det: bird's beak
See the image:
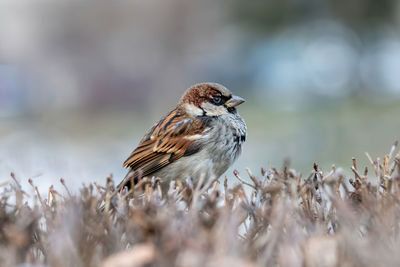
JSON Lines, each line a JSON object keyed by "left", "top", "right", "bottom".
{"left": 225, "top": 95, "right": 245, "bottom": 108}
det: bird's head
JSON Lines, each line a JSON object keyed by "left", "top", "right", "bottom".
{"left": 179, "top": 83, "right": 245, "bottom": 117}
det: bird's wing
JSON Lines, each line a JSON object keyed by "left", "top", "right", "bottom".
{"left": 120, "top": 109, "right": 210, "bottom": 187}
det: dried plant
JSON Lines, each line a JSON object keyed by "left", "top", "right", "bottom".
{"left": 1, "top": 142, "right": 400, "bottom": 267}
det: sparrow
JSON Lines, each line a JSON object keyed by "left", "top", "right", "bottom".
{"left": 117, "top": 82, "right": 246, "bottom": 191}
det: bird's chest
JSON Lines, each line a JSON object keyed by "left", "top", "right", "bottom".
{"left": 205, "top": 115, "right": 246, "bottom": 173}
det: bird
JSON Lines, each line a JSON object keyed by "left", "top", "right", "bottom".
{"left": 117, "top": 82, "right": 246, "bottom": 191}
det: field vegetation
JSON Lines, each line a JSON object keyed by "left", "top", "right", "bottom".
{"left": 1, "top": 142, "right": 400, "bottom": 267}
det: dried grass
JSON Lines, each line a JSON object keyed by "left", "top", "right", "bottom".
{"left": 1, "top": 142, "right": 400, "bottom": 267}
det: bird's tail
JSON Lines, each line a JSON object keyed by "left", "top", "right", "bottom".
{"left": 98, "top": 170, "right": 136, "bottom": 213}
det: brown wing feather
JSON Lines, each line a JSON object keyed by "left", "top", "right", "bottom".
{"left": 119, "top": 108, "right": 209, "bottom": 189}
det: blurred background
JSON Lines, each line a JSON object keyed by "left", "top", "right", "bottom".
{"left": 1, "top": 0, "right": 400, "bottom": 191}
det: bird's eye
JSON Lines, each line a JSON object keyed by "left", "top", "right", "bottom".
{"left": 212, "top": 96, "right": 222, "bottom": 105}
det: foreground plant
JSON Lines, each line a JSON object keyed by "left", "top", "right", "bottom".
{"left": 0, "top": 142, "right": 399, "bottom": 267}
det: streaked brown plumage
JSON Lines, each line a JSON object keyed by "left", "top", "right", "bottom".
{"left": 123, "top": 110, "right": 208, "bottom": 176}
{"left": 117, "top": 82, "right": 246, "bottom": 191}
